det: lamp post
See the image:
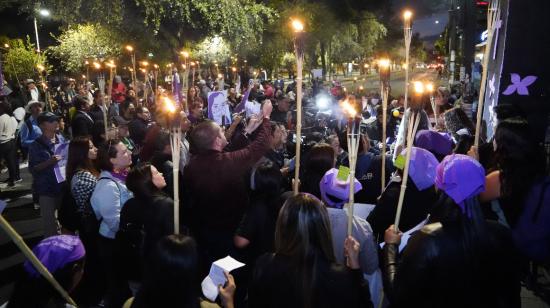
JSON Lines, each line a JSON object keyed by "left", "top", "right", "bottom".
{"left": 403, "top": 10, "right": 413, "bottom": 111}
{"left": 291, "top": 18, "right": 305, "bottom": 195}
{"left": 34, "top": 8, "right": 50, "bottom": 53}
{"left": 126, "top": 45, "right": 136, "bottom": 90}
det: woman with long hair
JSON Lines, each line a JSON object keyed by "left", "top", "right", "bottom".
{"left": 66, "top": 136, "right": 98, "bottom": 215}
{"left": 116, "top": 162, "right": 174, "bottom": 290}
{"left": 249, "top": 193, "right": 372, "bottom": 308}
{"left": 301, "top": 143, "right": 335, "bottom": 198}
{"left": 91, "top": 138, "right": 133, "bottom": 307}
{"left": 126, "top": 235, "right": 235, "bottom": 308}
{"left": 234, "top": 160, "right": 285, "bottom": 260}
{"left": 382, "top": 154, "right": 520, "bottom": 308}
{"left": 478, "top": 117, "right": 546, "bottom": 226}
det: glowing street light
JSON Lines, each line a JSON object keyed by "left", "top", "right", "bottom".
{"left": 125, "top": 45, "right": 134, "bottom": 52}
{"left": 181, "top": 51, "right": 189, "bottom": 58}
{"left": 141, "top": 61, "right": 149, "bottom": 67}
{"left": 34, "top": 8, "right": 51, "bottom": 53}
{"left": 3, "top": 43, "right": 9, "bottom": 48}
{"left": 39, "top": 9, "right": 50, "bottom": 17}
{"left": 403, "top": 10, "right": 413, "bottom": 21}
{"left": 93, "top": 62, "right": 101, "bottom": 70}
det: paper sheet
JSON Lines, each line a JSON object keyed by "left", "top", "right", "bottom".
{"left": 201, "top": 256, "right": 245, "bottom": 302}
{"left": 380, "top": 215, "right": 430, "bottom": 252}
{"left": 53, "top": 143, "right": 69, "bottom": 183}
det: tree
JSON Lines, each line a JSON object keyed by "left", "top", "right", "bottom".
{"left": 2, "top": 0, "right": 276, "bottom": 56}
{"left": 2, "top": 37, "right": 48, "bottom": 83}
{"left": 192, "top": 36, "right": 231, "bottom": 64}
{"left": 48, "top": 24, "right": 121, "bottom": 72}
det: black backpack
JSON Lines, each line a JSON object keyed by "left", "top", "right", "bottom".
{"left": 115, "top": 199, "right": 145, "bottom": 280}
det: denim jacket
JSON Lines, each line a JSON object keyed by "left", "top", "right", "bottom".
{"left": 91, "top": 170, "right": 133, "bottom": 239}
{"left": 28, "top": 134, "right": 66, "bottom": 196}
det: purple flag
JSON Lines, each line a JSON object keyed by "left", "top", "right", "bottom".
{"left": 234, "top": 90, "right": 249, "bottom": 113}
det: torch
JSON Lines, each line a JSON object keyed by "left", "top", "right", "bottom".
{"left": 426, "top": 82, "right": 436, "bottom": 129}
{"left": 378, "top": 59, "right": 391, "bottom": 193}
{"left": 291, "top": 18, "right": 305, "bottom": 195}
{"left": 394, "top": 81, "right": 424, "bottom": 231}
{"left": 341, "top": 99, "right": 361, "bottom": 236}
{"left": 106, "top": 60, "right": 116, "bottom": 100}
{"left": 163, "top": 97, "right": 182, "bottom": 234}
{"left": 126, "top": 45, "right": 136, "bottom": 90}
{"left": 403, "top": 10, "right": 413, "bottom": 111}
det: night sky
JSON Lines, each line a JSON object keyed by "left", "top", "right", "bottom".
{"left": 0, "top": 1, "right": 449, "bottom": 49}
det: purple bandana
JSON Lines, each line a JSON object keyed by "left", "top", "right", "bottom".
{"left": 320, "top": 168, "right": 362, "bottom": 209}
{"left": 400, "top": 147, "right": 439, "bottom": 191}
{"left": 435, "top": 154, "right": 486, "bottom": 211}
{"left": 111, "top": 169, "right": 128, "bottom": 182}
{"left": 414, "top": 130, "right": 453, "bottom": 157}
{"left": 24, "top": 235, "right": 85, "bottom": 278}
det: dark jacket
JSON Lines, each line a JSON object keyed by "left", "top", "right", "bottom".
{"left": 249, "top": 253, "right": 373, "bottom": 308}
{"left": 129, "top": 117, "right": 149, "bottom": 146}
{"left": 71, "top": 111, "right": 94, "bottom": 138}
{"left": 183, "top": 119, "right": 271, "bottom": 233}
{"left": 382, "top": 221, "right": 521, "bottom": 308}
{"left": 368, "top": 178, "right": 436, "bottom": 243}
{"left": 28, "top": 134, "right": 65, "bottom": 196}
{"left": 117, "top": 194, "right": 174, "bottom": 280}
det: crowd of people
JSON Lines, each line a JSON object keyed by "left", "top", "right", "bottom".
{"left": 0, "top": 69, "right": 548, "bottom": 308}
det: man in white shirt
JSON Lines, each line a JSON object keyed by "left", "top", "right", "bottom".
{"left": 0, "top": 102, "right": 20, "bottom": 186}
{"left": 24, "top": 79, "right": 42, "bottom": 103}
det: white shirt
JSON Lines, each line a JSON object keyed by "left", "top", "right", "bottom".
{"left": 0, "top": 114, "right": 18, "bottom": 143}
{"left": 30, "top": 88, "right": 39, "bottom": 102}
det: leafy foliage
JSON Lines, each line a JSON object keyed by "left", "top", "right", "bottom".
{"left": 2, "top": 37, "right": 49, "bottom": 82}
{"left": 48, "top": 24, "right": 121, "bottom": 72}
{"left": 191, "top": 36, "right": 231, "bottom": 64}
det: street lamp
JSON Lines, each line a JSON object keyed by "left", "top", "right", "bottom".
{"left": 291, "top": 18, "right": 305, "bottom": 195}
{"left": 34, "top": 8, "right": 50, "bottom": 53}
{"left": 403, "top": 10, "right": 413, "bottom": 110}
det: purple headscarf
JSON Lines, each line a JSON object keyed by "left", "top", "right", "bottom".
{"left": 24, "top": 235, "right": 85, "bottom": 278}
{"left": 320, "top": 168, "right": 362, "bottom": 209}
{"left": 415, "top": 130, "right": 453, "bottom": 157}
{"left": 435, "top": 154, "right": 486, "bottom": 212}
{"left": 400, "top": 147, "right": 439, "bottom": 191}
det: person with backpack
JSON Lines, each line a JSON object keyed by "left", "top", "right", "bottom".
{"left": 91, "top": 138, "right": 133, "bottom": 307}
{"left": 28, "top": 112, "right": 66, "bottom": 237}
{"left": 61, "top": 136, "right": 104, "bottom": 306}
{"left": 117, "top": 162, "right": 174, "bottom": 291}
